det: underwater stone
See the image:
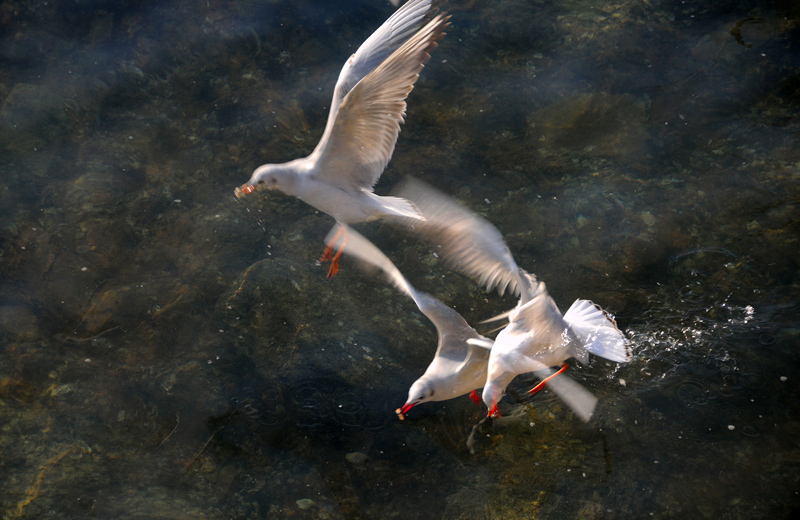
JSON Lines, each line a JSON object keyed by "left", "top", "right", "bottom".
{"left": 526, "top": 93, "right": 648, "bottom": 159}
{"left": 345, "top": 452, "right": 369, "bottom": 466}
{"left": 0, "top": 305, "right": 39, "bottom": 338}
{"left": 296, "top": 498, "right": 315, "bottom": 510}
{"left": 0, "top": 83, "right": 67, "bottom": 152}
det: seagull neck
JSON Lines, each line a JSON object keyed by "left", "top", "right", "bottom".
{"left": 269, "top": 160, "right": 306, "bottom": 195}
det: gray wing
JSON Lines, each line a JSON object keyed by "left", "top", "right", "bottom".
{"left": 412, "top": 291, "right": 488, "bottom": 363}
{"left": 309, "top": 14, "right": 449, "bottom": 189}
{"left": 394, "top": 177, "right": 536, "bottom": 300}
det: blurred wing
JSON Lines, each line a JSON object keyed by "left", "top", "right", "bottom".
{"left": 311, "top": 14, "right": 449, "bottom": 189}
{"left": 467, "top": 337, "right": 494, "bottom": 349}
{"left": 532, "top": 369, "right": 597, "bottom": 422}
{"left": 395, "top": 177, "right": 533, "bottom": 299}
{"left": 325, "top": 224, "right": 416, "bottom": 299}
{"left": 327, "top": 224, "right": 484, "bottom": 362}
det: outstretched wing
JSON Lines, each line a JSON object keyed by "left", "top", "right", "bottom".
{"left": 394, "top": 177, "right": 535, "bottom": 300}
{"left": 325, "top": 224, "right": 483, "bottom": 363}
{"left": 310, "top": 14, "right": 449, "bottom": 189}
{"left": 330, "top": 0, "right": 438, "bottom": 113}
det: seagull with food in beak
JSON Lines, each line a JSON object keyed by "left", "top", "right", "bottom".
{"left": 236, "top": 0, "right": 449, "bottom": 278}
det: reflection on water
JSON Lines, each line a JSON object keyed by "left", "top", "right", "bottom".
{"left": 1, "top": 0, "right": 800, "bottom": 518}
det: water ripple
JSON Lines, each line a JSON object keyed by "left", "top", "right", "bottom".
{"left": 676, "top": 380, "right": 711, "bottom": 406}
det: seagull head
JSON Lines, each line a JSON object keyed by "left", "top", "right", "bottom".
{"left": 234, "top": 163, "right": 295, "bottom": 198}
{"left": 482, "top": 381, "right": 505, "bottom": 418}
{"left": 395, "top": 378, "right": 435, "bottom": 420}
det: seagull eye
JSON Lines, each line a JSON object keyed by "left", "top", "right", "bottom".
{"left": 257, "top": 180, "right": 265, "bottom": 185}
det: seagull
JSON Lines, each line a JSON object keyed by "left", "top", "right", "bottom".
{"left": 324, "top": 224, "right": 492, "bottom": 420}
{"left": 395, "top": 178, "right": 631, "bottom": 421}
{"left": 469, "top": 274, "right": 629, "bottom": 421}
{"left": 235, "top": 0, "right": 449, "bottom": 278}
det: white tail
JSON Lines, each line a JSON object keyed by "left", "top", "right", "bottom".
{"left": 373, "top": 194, "right": 426, "bottom": 220}
{"left": 563, "top": 300, "right": 631, "bottom": 363}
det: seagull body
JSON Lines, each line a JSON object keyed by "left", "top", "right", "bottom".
{"left": 399, "top": 290, "right": 491, "bottom": 418}
{"left": 474, "top": 275, "right": 629, "bottom": 420}
{"left": 396, "top": 178, "right": 631, "bottom": 420}
{"left": 236, "top": 0, "right": 449, "bottom": 276}
{"left": 325, "top": 224, "right": 491, "bottom": 419}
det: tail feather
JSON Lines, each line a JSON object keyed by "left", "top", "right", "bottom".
{"left": 373, "top": 194, "right": 425, "bottom": 220}
{"left": 563, "top": 300, "right": 630, "bottom": 363}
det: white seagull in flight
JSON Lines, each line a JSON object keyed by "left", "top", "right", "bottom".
{"left": 236, "top": 0, "right": 448, "bottom": 277}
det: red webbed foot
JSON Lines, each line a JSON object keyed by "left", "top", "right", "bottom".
{"left": 320, "top": 225, "right": 347, "bottom": 278}
{"left": 326, "top": 257, "right": 340, "bottom": 278}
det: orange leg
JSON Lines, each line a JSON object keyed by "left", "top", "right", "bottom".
{"left": 320, "top": 226, "right": 348, "bottom": 278}
{"left": 327, "top": 247, "right": 344, "bottom": 278}
{"left": 528, "top": 363, "right": 569, "bottom": 395}
{"left": 320, "top": 225, "right": 343, "bottom": 263}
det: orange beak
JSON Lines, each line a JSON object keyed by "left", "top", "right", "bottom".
{"left": 234, "top": 184, "right": 257, "bottom": 199}
{"left": 395, "top": 402, "right": 415, "bottom": 421}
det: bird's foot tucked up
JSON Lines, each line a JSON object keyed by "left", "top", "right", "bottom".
{"left": 320, "top": 225, "right": 348, "bottom": 278}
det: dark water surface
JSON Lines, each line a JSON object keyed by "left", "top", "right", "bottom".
{"left": 2, "top": 0, "right": 800, "bottom": 518}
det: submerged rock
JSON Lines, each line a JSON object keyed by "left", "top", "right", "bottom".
{"left": 0, "top": 305, "right": 39, "bottom": 338}
{"left": 527, "top": 93, "right": 649, "bottom": 159}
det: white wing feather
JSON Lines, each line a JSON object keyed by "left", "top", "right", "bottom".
{"left": 394, "top": 177, "right": 535, "bottom": 300}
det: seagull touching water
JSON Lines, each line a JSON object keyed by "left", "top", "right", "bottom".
{"left": 235, "top": 0, "right": 449, "bottom": 277}
{"left": 395, "top": 178, "right": 631, "bottom": 421}
{"left": 471, "top": 274, "right": 629, "bottom": 421}
{"left": 324, "top": 224, "right": 492, "bottom": 420}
